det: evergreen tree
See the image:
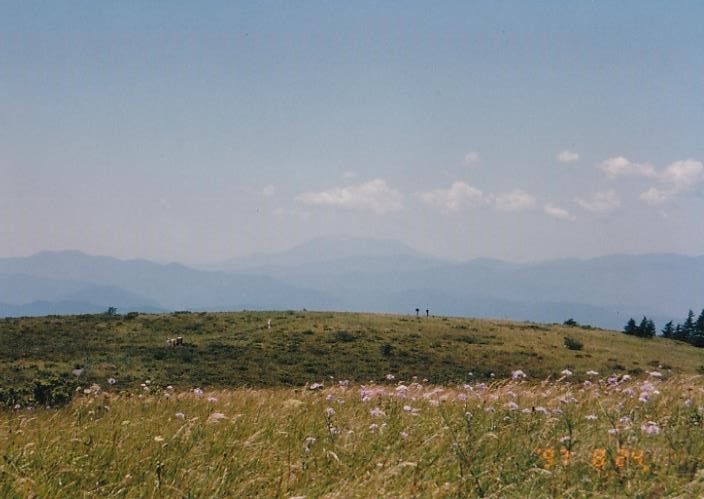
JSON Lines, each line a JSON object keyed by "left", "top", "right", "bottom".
{"left": 674, "top": 323, "right": 686, "bottom": 341}
{"left": 637, "top": 316, "right": 650, "bottom": 337}
{"left": 682, "top": 310, "right": 696, "bottom": 342}
{"left": 623, "top": 318, "right": 637, "bottom": 336}
{"left": 689, "top": 309, "right": 704, "bottom": 347}
{"left": 661, "top": 320, "right": 674, "bottom": 339}
{"left": 644, "top": 318, "right": 656, "bottom": 338}
{"left": 697, "top": 309, "right": 704, "bottom": 334}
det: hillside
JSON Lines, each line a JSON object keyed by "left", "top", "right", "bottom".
{"left": 2, "top": 311, "right": 703, "bottom": 393}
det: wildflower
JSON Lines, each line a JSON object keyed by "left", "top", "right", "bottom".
{"left": 369, "top": 407, "right": 386, "bottom": 418}
{"left": 329, "top": 426, "right": 340, "bottom": 435}
{"left": 559, "top": 435, "right": 571, "bottom": 444}
{"left": 325, "top": 407, "right": 336, "bottom": 417}
{"left": 338, "top": 379, "right": 350, "bottom": 387}
{"left": 145, "top": 379, "right": 151, "bottom": 385}
{"left": 457, "top": 392, "right": 468, "bottom": 401}
{"left": 506, "top": 401, "right": 519, "bottom": 411}
{"left": 511, "top": 369, "right": 527, "bottom": 380}
{"left": 534, "top": 448, "right": 555, "bottom": 469}
{"left": 385, "top": 373, "right": 396, "bottom": 381}
{"left": 309, "top": 382, "right": 324, "bottom": 390}
{"left": 207, "top": 396, "right": 218, "bottom": 403}
{"left": 640, "top": 421, "right": 660, "bottom": 435}
{"left": 369, "top": 423, "right": 379, "bottom": 432}
{"left": 619, "top": 415, "right": 632, "bottom": 425}
{"left": 615, "top": 448, "right": 629, "bottom": 468}
{"left": 607, "top": 375, "right": 619, "bottom": 385}
{"left": 534, "top": 406, "right": 549, "bottom": 414}
{"left": 608, "top": 428, "right": 619, "bottom": 436}
{"left": 622, "top": 387, "right": 635, "bottom": 396}
{"left": 685, "top": 398, "right": 693, "bottom": 407}
{"left": 107, "top": 377, "right": 117, "bottom": 385}
{"left": 207, "top": 412, "right": 227, "bottom": 424}
{"left": 560, "top": 369, "right": 573, "bottom": 377}
{"left": 648, "top": 371, "right": 662, "bottom": 378}
{"left": 175, "top": 412, "right": 185, "bottom": 419}
{"left": 154, "top": 436, "right": 164, "bottom": 442}
{"left": 621, "top": 374, "right": 632, "bottom": 382}
{"left": 166, "top": 385, "right": 174, "bottom": 390}
{"left": 631, "top": 449, "right": 645, "bottom": 466}
{"left": 586, "top": 370, "right": 599, "bottom": 376}
{"left": 193, "top": 388, "right": 204, "bottom": 397}
{"left": 560, "top": 447, "right": 571, "bottom": 466}
{"left": 591, "top": 448, "right": 607, "bottom": 470}
{"left": 585, "top": 414, "right": 598, "bottom": 422}
{"left": 400, "top": 431, "right": 409, "bottom": 439}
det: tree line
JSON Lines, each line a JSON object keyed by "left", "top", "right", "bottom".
{"left": 623, "top": 309, "right": 704, "bottom": 346}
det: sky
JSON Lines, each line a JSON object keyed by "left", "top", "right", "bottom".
{"left": 2, "top": 1, "right": 704, "bottom": 263}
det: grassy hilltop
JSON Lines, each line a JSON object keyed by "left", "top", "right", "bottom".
{"left": 4, "top": 311, "right": 704, "bottom": 496}
{"left": 2, "top": 311, "right": 703, "bottom": 394}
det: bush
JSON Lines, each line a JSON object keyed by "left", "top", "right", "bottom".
{"left": 563, "top": 336, "right": 583, "bottom": 351}
{"left": 330, "top": 330, "right": 356, "bottom": 342}
{"left": 0, "top": 375, "right": 77, "bottom": 408}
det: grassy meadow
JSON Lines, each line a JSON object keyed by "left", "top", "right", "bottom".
{"left": 3, "top": 311, "right": 704, "bottom": 496}
{"left": 3, "top": 376, "right": 704, "bottom": 497}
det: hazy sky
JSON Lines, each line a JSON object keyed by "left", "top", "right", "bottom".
{"left": 3, "top": 2, "right": 704, "bottom": 263}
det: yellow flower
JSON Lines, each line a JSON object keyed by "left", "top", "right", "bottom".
{"left": 591, "top": 448, "right": 607, "bottom": 471}
{"left": 615, "top": 448, "right": 630, "bottom": 469}
{"left": 534, "top": 447, "right": 555, "bottom": 469}
{"left": 560, "top": 447, "right": 571, "bottom": 466}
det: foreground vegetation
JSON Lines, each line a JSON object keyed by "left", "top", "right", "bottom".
{"left": 2, "top": 375, "right": 704, "bottom": 497}
{"left": 3, "top": 311, "right": 704, "bottom": 408}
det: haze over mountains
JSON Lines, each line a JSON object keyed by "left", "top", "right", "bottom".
{"left": 1, "top": 237, "right": 702, "bottom": 330}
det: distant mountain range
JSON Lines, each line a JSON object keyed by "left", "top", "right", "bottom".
{"left": 1, "top": 237, "right": 702, "bottom": 330}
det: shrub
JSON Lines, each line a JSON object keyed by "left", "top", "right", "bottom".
{"left": 563, "top": 336, "right": 584, "bottom": 351}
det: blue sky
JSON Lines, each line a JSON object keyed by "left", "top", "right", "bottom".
{"left": 3, "top": 2, "right": 704, "bottom": 262}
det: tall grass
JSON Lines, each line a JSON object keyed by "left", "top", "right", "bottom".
{"left": 2, "top": 374, "right": 704, "bottom": 497}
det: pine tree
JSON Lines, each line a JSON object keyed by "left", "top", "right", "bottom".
{"left": 697, "top": 309, "right": 704, "bottom": 334}
{"left": 682, "top": 310, "right": 696, "bottom": 343}
{"left": 637, "top": 317, "right": 650, "bottom": 338}
{"left": 644, "top": 318, "right": 656, "bottom": 338}
{"left": 689, "top": 309, "right": 704, "bottom": 347}
{"left": 661, "top": 320, "right": 674, "bottom": 339}
{"left": 674, "top": 323, "right": 686, "bottom": 341}
{"left": 624, "top": 318, "right": 637, "bottom": 336}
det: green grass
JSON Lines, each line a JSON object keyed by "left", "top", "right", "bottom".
{"left": 3, "top": 311, "right": 704, "bottom": 496}
{"left": 2, "top": 311, "right": 704, "bottom": 399}
{"left": 2, "top": 376, "right": 704, "bottom": 497}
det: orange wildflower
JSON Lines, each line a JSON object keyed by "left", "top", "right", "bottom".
{"left": 591, "top": 448, "right": 607, "bottom": 471}
{"left": 560, "top": 447, "right": 571, "bottom": 466}
{"left": 615, "top": 448, "right": 630, "bottom": 469}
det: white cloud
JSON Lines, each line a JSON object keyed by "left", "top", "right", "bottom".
{"left": 494, "top": 189, "right": 537, "bottom": 212}
{"left": 463, "top": 152, "right": 480, "bottom": 165}
{"left": 597, "top": 156, "right": 657, "bottom": 178}
{"left": 261, "top": 184, "right": 276, "bottom": 198}
{"left": 660, "top": 159, "right": 704, "bottom": 191}
{"left": 419, "top": 181, "right": 485, "bottom": 214}
{"left": 295, "top": 179, "right": 403, "bottom": 214}
{"left": 575, "top": 190, "right": 621, "bottom": 214}
{"left": 639, "top": 187, "right": 670, "bottom": 205}
{"left": 637, "top": 159, "right": 704, "bottom": 205}
{"left": 556, "top": 150, "right": 579, "bottom": 162}
{"left": 544, "top": 203, "right": 576, "bottom": 221}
